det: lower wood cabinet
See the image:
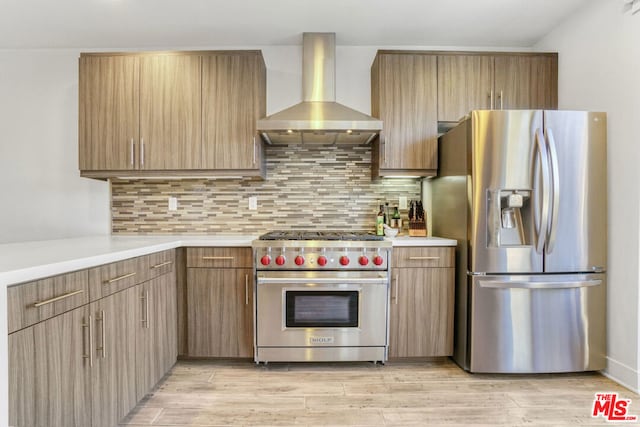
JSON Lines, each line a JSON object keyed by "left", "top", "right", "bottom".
{"left": 136, "top": 271, "right": 178, "bottom": 400}
{"left": 186, "top": 267, "right": 253, "bottom": 357}
{"left": 8, "top": 251, "right": 177, "bottom": 427}
{"left": 389, "top": 247, "right": 455, "bottom": 358}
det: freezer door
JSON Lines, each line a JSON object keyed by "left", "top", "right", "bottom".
{"left": 469, "top": 110, "right": 543, "bottom": 274}
{"left": 543, "top": 111, "right": 607, "bottom": 273}
{"left": 469, "top": 273, "right": 606, "bottom": 373}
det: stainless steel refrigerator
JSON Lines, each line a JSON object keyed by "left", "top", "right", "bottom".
{"left": 428, "top": 110, "right": 607, "bottom": 373}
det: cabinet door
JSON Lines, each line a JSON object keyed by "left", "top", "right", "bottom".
{"left": 139, "top": 54, "right": 202, "bottom": 170}
{"left": 373, "top": 54, "right": 438, "bottom": 174}
{"left": 79, "top": 55, "right": 139, "bottom": 171}
{"left": 90, "top": 288, "right": 137, "bottom": 427}
{"left": 33, "top": 306, "right": 92, "bottom": 427}
{"left": 202, "top": 53, "right": 265, "bottom": 170}
{"left": 389, "top": 267, "right": 454, "bottom": 357}
{"left": 135, "top": 272, "right": 178, "bottom": 401}
{"left": 437, "top": 55, "right": 493, "bottom": 122}
{"left": 494, "top": 55, "right": 558, "bottom": 110}
{"left": 9, "top": 328, "right": 36, "bottom": 427}
{"left": 187, "top": 268, "right": 253, "bottom": 357}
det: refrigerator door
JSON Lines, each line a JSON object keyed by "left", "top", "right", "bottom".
{"left": 469, "top": 273, "right": 606, "bottom": 373}
{"left": 543, "top": 111, "right": 607, "bottom": 273}
{"left": 470, "top": 110, "right": 544, "bottom": 274}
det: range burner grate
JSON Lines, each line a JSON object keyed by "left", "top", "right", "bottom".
{"left": 259, "top": 230, "right": 384, "bottom": 241}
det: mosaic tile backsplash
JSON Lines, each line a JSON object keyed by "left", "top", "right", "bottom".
{"left": 111, "top": 143, "right": 421, "bottom": 234}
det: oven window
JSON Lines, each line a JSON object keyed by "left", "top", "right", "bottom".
{"left": 285, "top": 291, "right": 359, "bottom": 328}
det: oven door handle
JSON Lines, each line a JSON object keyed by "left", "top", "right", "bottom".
{"left": 256, "top": 277, "right": 388, "bottom": 285}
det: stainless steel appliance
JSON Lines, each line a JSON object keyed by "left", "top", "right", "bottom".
{"left": 252, "top": 231, "right": 392, "bottom": 363}
{"left": 428, "top": 110, "right": 607, "bottom": 373}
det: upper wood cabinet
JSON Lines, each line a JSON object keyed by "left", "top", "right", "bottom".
{"left": 437, "top": 53, "right": 558, "bottom": 122}
{"left": 79, "top": 50, "right": 266, "bottom": 179}
{"left": 202, "top": 53, "right": 266, "bottom": 173}
{"left": 371, "top": 52, "right": 439, "bottom": 177}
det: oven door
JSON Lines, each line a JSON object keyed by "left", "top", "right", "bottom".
{"left": 256, "top": 271, "right": 389, "bottom": 347}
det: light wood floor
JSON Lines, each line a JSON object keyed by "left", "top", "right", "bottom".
{"left": 120, "top": 358, "right": 638, "bottom": 426}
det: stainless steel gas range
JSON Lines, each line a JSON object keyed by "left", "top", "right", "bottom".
{"left": 252, "top": 230, "right": 392, "bottom": 364}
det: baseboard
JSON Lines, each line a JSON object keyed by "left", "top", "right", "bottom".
{"left": 603, "top": 356, "right": 640, "bottom": 394}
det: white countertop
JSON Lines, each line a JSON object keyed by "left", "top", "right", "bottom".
{"left": 0, "top": 234, "right": 457, "bottom": 288}
{"left": 0, "top": 234, "right": 258, "bottom": 288}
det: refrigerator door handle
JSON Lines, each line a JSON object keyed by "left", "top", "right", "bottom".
{"left": 544, "top": 127, "right": 560, "bottom": 254}
{"left": 479, "top": 279, "right": 602, "bottom": 289}
{"left": 533, "top": 128, "right": 551, "bottom": 254}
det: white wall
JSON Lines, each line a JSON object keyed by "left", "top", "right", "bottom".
{"left": 0, "top": 50, "right": 110, "bottom": 244}
{"left": 536, "top": 1, "right": 640, "bottom": 391}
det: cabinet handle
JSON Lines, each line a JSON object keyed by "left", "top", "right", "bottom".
{"left": 253, "top": 136, "right": 257, "bottom": 166}
{"left": 82, "top": 315, "right": 93, "bottom": 367}
{"left": 499, "top": 90, "right": 503, "bottom": 110}
{"left": 140, "top": 291, "right": 147, "bottom": 327}
{"left": 96, "top": 310, "right": 106, "bottom": 359}
{"left": 489, "top": 90, "right": 494, "bottom": 110}
{"left": 140, "top": 137, "right": 145, "bottom": 166}
{"left": 383, "top": 139, "right": 388, "bottom": 165}
{"left": 408, "top": 256, "right": 440, "bottom": 260}
{"left": 245, "top": 274, "right": 249, "bottom": 305}
{"left": 151, "top": 261, "right": 173, "bottom": 269}
{"left": 33, "top": 289, "right": 84, "bottom": 307}
{"left": 202, "top": 256, "right": 234, "bottom": 261}
{"left": 104, "top": 272, "right": 136, "bottom": 284}
{"left": 145, "top": 290, "right": 150, "bottom": 329}
{"left": 130, "top": 138, "right": 135, "bottom": 166}
{"left": 394, "top": 275, "right": 399, "bottom": 305}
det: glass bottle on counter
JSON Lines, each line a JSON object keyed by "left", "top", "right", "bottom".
{"left": 376, "top": 205, "right": 385, "bottom": 236}
{"left": 392, "top": 206, "right": 401, "bottom": 230}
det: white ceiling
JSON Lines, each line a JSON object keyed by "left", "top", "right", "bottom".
{"left": 1, "top": 0, "right": 592, "bottom": 49}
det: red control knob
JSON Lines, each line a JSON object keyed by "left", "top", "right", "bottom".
{"left": 260, "top": 255, "right": 271, "bottom": 266}
{"left": 275, "top": 255, "right": 286, "bottom": 265}
{"left": 295, "top": 255, "right": 305, "bottom": 266}
{"left": 358, "top": 256, "right": 369, "bottom": 266}
{"left": 339, "top": 256, "right": 350, "bottom": 266}
{"left": 373, "top": 255, "right": 384, "bottom": 266}
{"left": 317, "top": 256, "right": 328, "bottom": 266}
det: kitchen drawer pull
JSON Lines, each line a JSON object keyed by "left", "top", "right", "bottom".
{"left": 140, "top": 138, "right": 145, "bottom": 166}
{"left": 130, "top": 138, "right": 135, "bottom": 166}
{"left": 96, "top": 310, "right": 106, "bottom": 358}
{"left": 33, "top": 289, "right": 84, "bottom": 307}
{"left": 104, "top": 272, "right": 136, "bottom": 284}
{"left": 253, "top": 136, "right": 257, "bottom": 166}
{"left": 202, "top": 256, "right": 235, "bottom": 260}
{"left": 408, "top": 256, "right": 440, "bottom": 261}
{"left": 394, "top": 275, "right": 399, "bottom": 305}
{"left": 151, "top": 261, "right": 173, "bottom": 269}
{"left": 82, "top": 315, "right": 93, "bottom": 367}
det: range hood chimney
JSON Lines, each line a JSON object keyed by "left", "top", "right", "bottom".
{"left": 257, "top": 33, "right": 382, "bottom": 144}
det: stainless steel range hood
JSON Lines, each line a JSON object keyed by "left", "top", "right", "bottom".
{"left": 257, "top": 33, "right": 382, "bottom": 145}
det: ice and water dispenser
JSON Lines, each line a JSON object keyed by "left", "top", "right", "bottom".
{"left": 487, "top": 189, "right": 532, "bottom": 247}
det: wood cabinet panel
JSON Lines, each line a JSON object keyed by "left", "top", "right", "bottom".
{"left": 437, "top": 55, "right": 493, "bottom": 122}
{"left": 33, "top": 306, "right": 92, "bottom": 427}
{"left": 186, "top": 247, "right": 253, "bottom": 268}
{"left": 139, "top": 54, "right": 202, "bottom": 170}
{"left": 372, "top": 53, "right": 438, "bottom": 176}
{"left": 494, "top": 55, "right": 558, "bottom": 110}
{"left": 8, "top": 328, "right": 35, "bottom": 427}
{"left": 389, "top": 267, "right": 455, "bottom": 357}
{"left": 79, "top": 55, "right": 139, "bottom": 171}
{"left": 88, "top": 256, "right": 144, "bottom": 300}
{"left": 393, "top": 247, "right": 455, "bottom": 268}
{"left": 8, "top": 270, "right": 88, "bottom": 333}
{"left": 90, "top": 288, "right": 138, "bottom": 427}
{"left": 202, "top": 53, "right": 265, "bottom": 170}
{"left": 187, "top": 268, "right": 253, "bottom": 357}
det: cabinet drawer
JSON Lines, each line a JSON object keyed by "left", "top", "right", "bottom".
{"left": 89, "top": 257, "right": 143, "bottom": 300}
{"left": 187, "top": 247, "right": 252, "bottom": 268}
{"left": 393, "top": 247, "right": 455, "bottom": 268}
{"left": 7, "top": 270, "right": 89, "bottom": 333}
{"left": 145, "top": 250, "right": 176, "bottom": 281}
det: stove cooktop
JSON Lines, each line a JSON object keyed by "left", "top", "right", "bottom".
{"left": 258, "top": 230, "right": 384, "bottom": 241}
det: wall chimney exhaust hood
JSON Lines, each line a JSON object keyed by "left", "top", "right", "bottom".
{"left": 257, "top": 33, "right": 382, "bottom": 145}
